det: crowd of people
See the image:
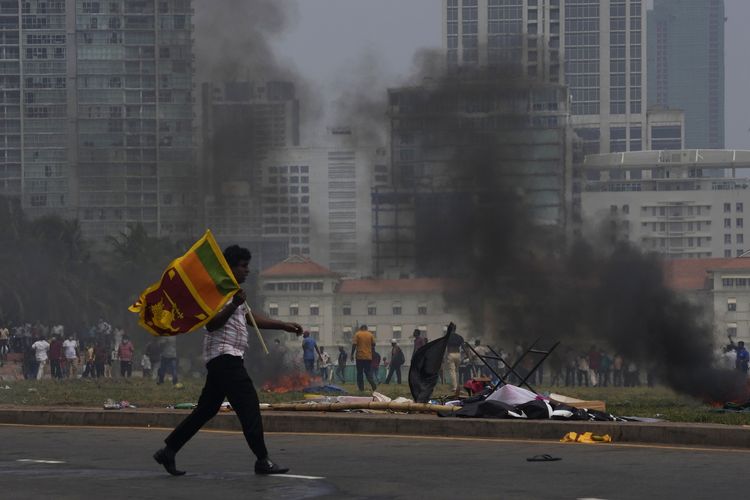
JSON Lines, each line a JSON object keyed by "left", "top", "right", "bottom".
{"left": 0, "top": 319, "right": 182, "bottom": 384}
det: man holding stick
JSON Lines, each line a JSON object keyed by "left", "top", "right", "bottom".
{"left": 154, "top": 245, "right": 303, "bottom": 476}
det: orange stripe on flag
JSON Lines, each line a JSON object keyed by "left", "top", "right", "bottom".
{"left": 179, "top": 251, "right": 225, "bottom": 310}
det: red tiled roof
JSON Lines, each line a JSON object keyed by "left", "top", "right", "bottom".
{"left": 663, "top": 258, "right": 750, "bottom": 291}
{"left": 338, "top": 278, "right": 466, "bottom": 294}
{"left": 260, "top": 256, "right": 338, "bottom": 278}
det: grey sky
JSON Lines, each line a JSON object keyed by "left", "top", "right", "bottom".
{"left": 274, "top": 0, "right": 749, "bottom": 149}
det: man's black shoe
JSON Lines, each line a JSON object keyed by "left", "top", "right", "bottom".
{"left": 254, "top": 457, "right": 289, "bottom": 475}
{"left": 153, "top": 448, "right": 186, "bottom": 476}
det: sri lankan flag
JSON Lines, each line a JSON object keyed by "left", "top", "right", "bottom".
{"left": 129, "top": 230, "right": 240, "bottom": 336}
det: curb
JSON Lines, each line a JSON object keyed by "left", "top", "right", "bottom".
{"left": 1, "top": 407, "right": 750, "bottom": 449}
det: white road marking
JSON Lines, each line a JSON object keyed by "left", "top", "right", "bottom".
{"left": 273, "top": 474, "right": 325, "bottom": 480}
{"left": 17, "top": 459, "right": 66, "bottom": 464}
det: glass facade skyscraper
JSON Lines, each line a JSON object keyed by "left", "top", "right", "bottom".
{"left": 648, "top": 0, "right": 725, "bottom": 149}
{"left": 443, "top": 0, "right": 651, "bottom": 155}
{"left": 0, "top": 0, "right": 196, "bottom": 243}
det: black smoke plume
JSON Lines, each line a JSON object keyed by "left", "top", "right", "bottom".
{"left": 384, "top": 59, "right": 744, "bottom": 402}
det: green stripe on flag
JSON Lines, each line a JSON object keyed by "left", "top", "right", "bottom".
{"left": 194, "top": 240, "right": 238, "bottom": 296}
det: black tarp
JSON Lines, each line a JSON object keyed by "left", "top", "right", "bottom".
{"left": 409, "top": 323, "right": 454, "bottom": 403}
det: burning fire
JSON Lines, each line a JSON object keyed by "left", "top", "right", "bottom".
{"left": 262, "top": 372, "right": 320, "bottom": 393}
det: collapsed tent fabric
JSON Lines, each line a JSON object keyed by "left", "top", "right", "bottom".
{"left": 409, "top": 323, "right": 454, "bottom": 403}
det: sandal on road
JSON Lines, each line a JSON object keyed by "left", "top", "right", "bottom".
{"left": 526, "top": 454, "right": 562, "bottom": 462}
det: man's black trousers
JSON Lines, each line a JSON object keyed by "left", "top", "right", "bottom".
{"left": 165, "top": 354, "right": 268, "bottom": 460}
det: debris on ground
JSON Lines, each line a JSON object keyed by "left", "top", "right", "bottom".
{"left": 103, "top": 399, "right": 137, "bottom": 410}
{"left": 560, "top": 432, "right": 612, "bottom": 443}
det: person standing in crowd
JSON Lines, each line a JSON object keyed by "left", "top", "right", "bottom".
{"left": 445, "top": 329, "right": 465, "bottom": 398}
{"left": 0, "top": 325, "right": 9, "bottom": 367}
{"left": 48, "top": 335, "right": 63, "bottom": 379}
{"left": 736, "top": 341, "right": 749, "bottom": 374}
{"left": 31, "top": 336, "right": 50, "bottom": 380}
{"left": 118, "top": 335, "right": 135, "bottom": 378}
{"left": 62, "top": 334, "right": 78, "bottom": 378}
{"left": 335, "top": 346, "right": 347, "bottom": 383}
{"left": 371, "top": 349, "right": 382, "bottom": 384}
{"left": 576, "top": 353, "right": 590, "bottom": 387}
{"left": 94, "top": 341, "right": 108, "bottom": 378}
{"left": 599, "top": 349, "right": 611, "bottom": 387}
{"left": 351, "top": 325, "right": 377, "bottom": 392}
{"left": 412, "top": 329, "right": 426, "bottom": 358}
{"left": 158, "top": 336, "right": 178, "bottom": 385}
{"left": 301, "top": 331, "right": 321, "bottom": 375}
{"left": 385, "top": 339, "right": 405, "bottom": 384}
{"left": 153, "top": 244, "right": 302, "bottom": 476}
{"left": 146, "top": 338, "right": 161, "bottom": 379}
{"left": 82, "top": 343, "right": 95, "bottom": 378}
{"left": 318, "top": 346, "right": 332, "bottom": 381}
{"left": 141, "top": 351, "right": 153, "bottom": 378}
{"left": 612, "top": 353, "right": 624, "bottom": 387}
{"left": 588, "top": 345, "right": 601, "bottom": 387}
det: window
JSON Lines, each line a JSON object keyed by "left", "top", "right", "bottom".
{"left": 392, "top": 326, "right": 402, "bottom": 339}
{"left": 418, "top": 304, "right": 428, "bottom": 315}
{"left": 289, "top": 303, "right": 299, "bottom": 316}
{"left": 723, "top": 278, "right": 734, "bottom": 288}
{"left": 738, "top": 203, "right": 744, "bottom": 213}
{"left": 725, "top": 249, "right": 733, "bottom": 258}
{"left": 370, "top": 326, "right": 377, "bottom": 337}
{"left": 728, "top": 325, "right": 738, "bottom": 337}
{"left": 724, "top": 203, "right": 731, "bottom": 213}
{"left": 738, "top": 218, "right": 744, "bottom": 229}
{"left": 309, "top": 304, "right": 319, "bottom": 316}
{"left": 728, "top": 299, "right": 737, "bottom": 312}
{"left": 725, "top": 218, "right": 732, "bottom": 228}
{"left": 725, "top": 234, "right": 732, "bottom": 244}
{"left": 739, "top": 234, "right": 745, "bottom": 245}
{"left": 269, "top": 303, "right": 278, "bottom": 316}
{"left": 342, "top": 304, "right": 351, "bottom": 316}
{"left": 392, "top": 303, "right": 402, "bottom": 315}
{"left": 368, "top": 303, "right": 377, "bottom": 316}
{"left": 622, "top": 204, "right": 629, "bottom": 215}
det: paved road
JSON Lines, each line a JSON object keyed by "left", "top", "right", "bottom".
{"left": 0, "top": 424, "right": 744, "bottom": 499}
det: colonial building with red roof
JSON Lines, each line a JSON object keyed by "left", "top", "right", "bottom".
{"left": 663, "top": 257, "right": 750, "bottom": 342}
{"left": 259, "top": 256, "right": 470, "bottom": 358}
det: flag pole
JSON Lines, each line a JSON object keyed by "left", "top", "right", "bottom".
{"left": 244, "top": 302, "right": 270, "bottom": 355}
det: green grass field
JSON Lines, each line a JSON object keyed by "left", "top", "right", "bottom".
{"left": 1, "top": 378, "right": 748, "bottom": 425}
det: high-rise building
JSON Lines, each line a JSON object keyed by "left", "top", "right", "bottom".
{"left": 443, "top": 0, "right": 650, "bottom": 155}
{"left": 374, "top": 77, "right": 575, "bottom": 277}
{"left": 0, "top": 0, "right": 198, "bottom": 243}
{"left": 259, "top": 127, "right": 378, "bottom": 278}
{"left": 648, "top": 0, "right": 725, "bottom": 149}
{"left": 202, "top": 80, "right": 300, "bottom": 269}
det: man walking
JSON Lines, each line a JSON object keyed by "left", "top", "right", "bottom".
{"left": 736, "top": 341, "right": 749, "bottom": 374}
{"left": 301, "top": 331, "right": 321, "bottom": 375}
{"left": 154, "top": 245, "right": 303, "bottom": 476}
{"left": 385, "top": 339, "right": 405, "bottom": 384}
{"left": 351, "top": 325, "right": 377, "bottom": 392}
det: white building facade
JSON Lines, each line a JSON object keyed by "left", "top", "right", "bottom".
{"left": 582, "top": 150, "right": 750, "bottom": 259}
{"left": 259, "top": 256, "right": 471, "bottom": 360}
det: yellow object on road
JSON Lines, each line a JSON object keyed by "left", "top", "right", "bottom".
{"left": 560, "top": 432, "right": 612, "bottom": 443}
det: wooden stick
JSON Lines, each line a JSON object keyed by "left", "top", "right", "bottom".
{"left": 244, "top": 301, "right": 269, "bottom": 355}
{"left": 263, "top": 401, "right": 460, "bottom": 414}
